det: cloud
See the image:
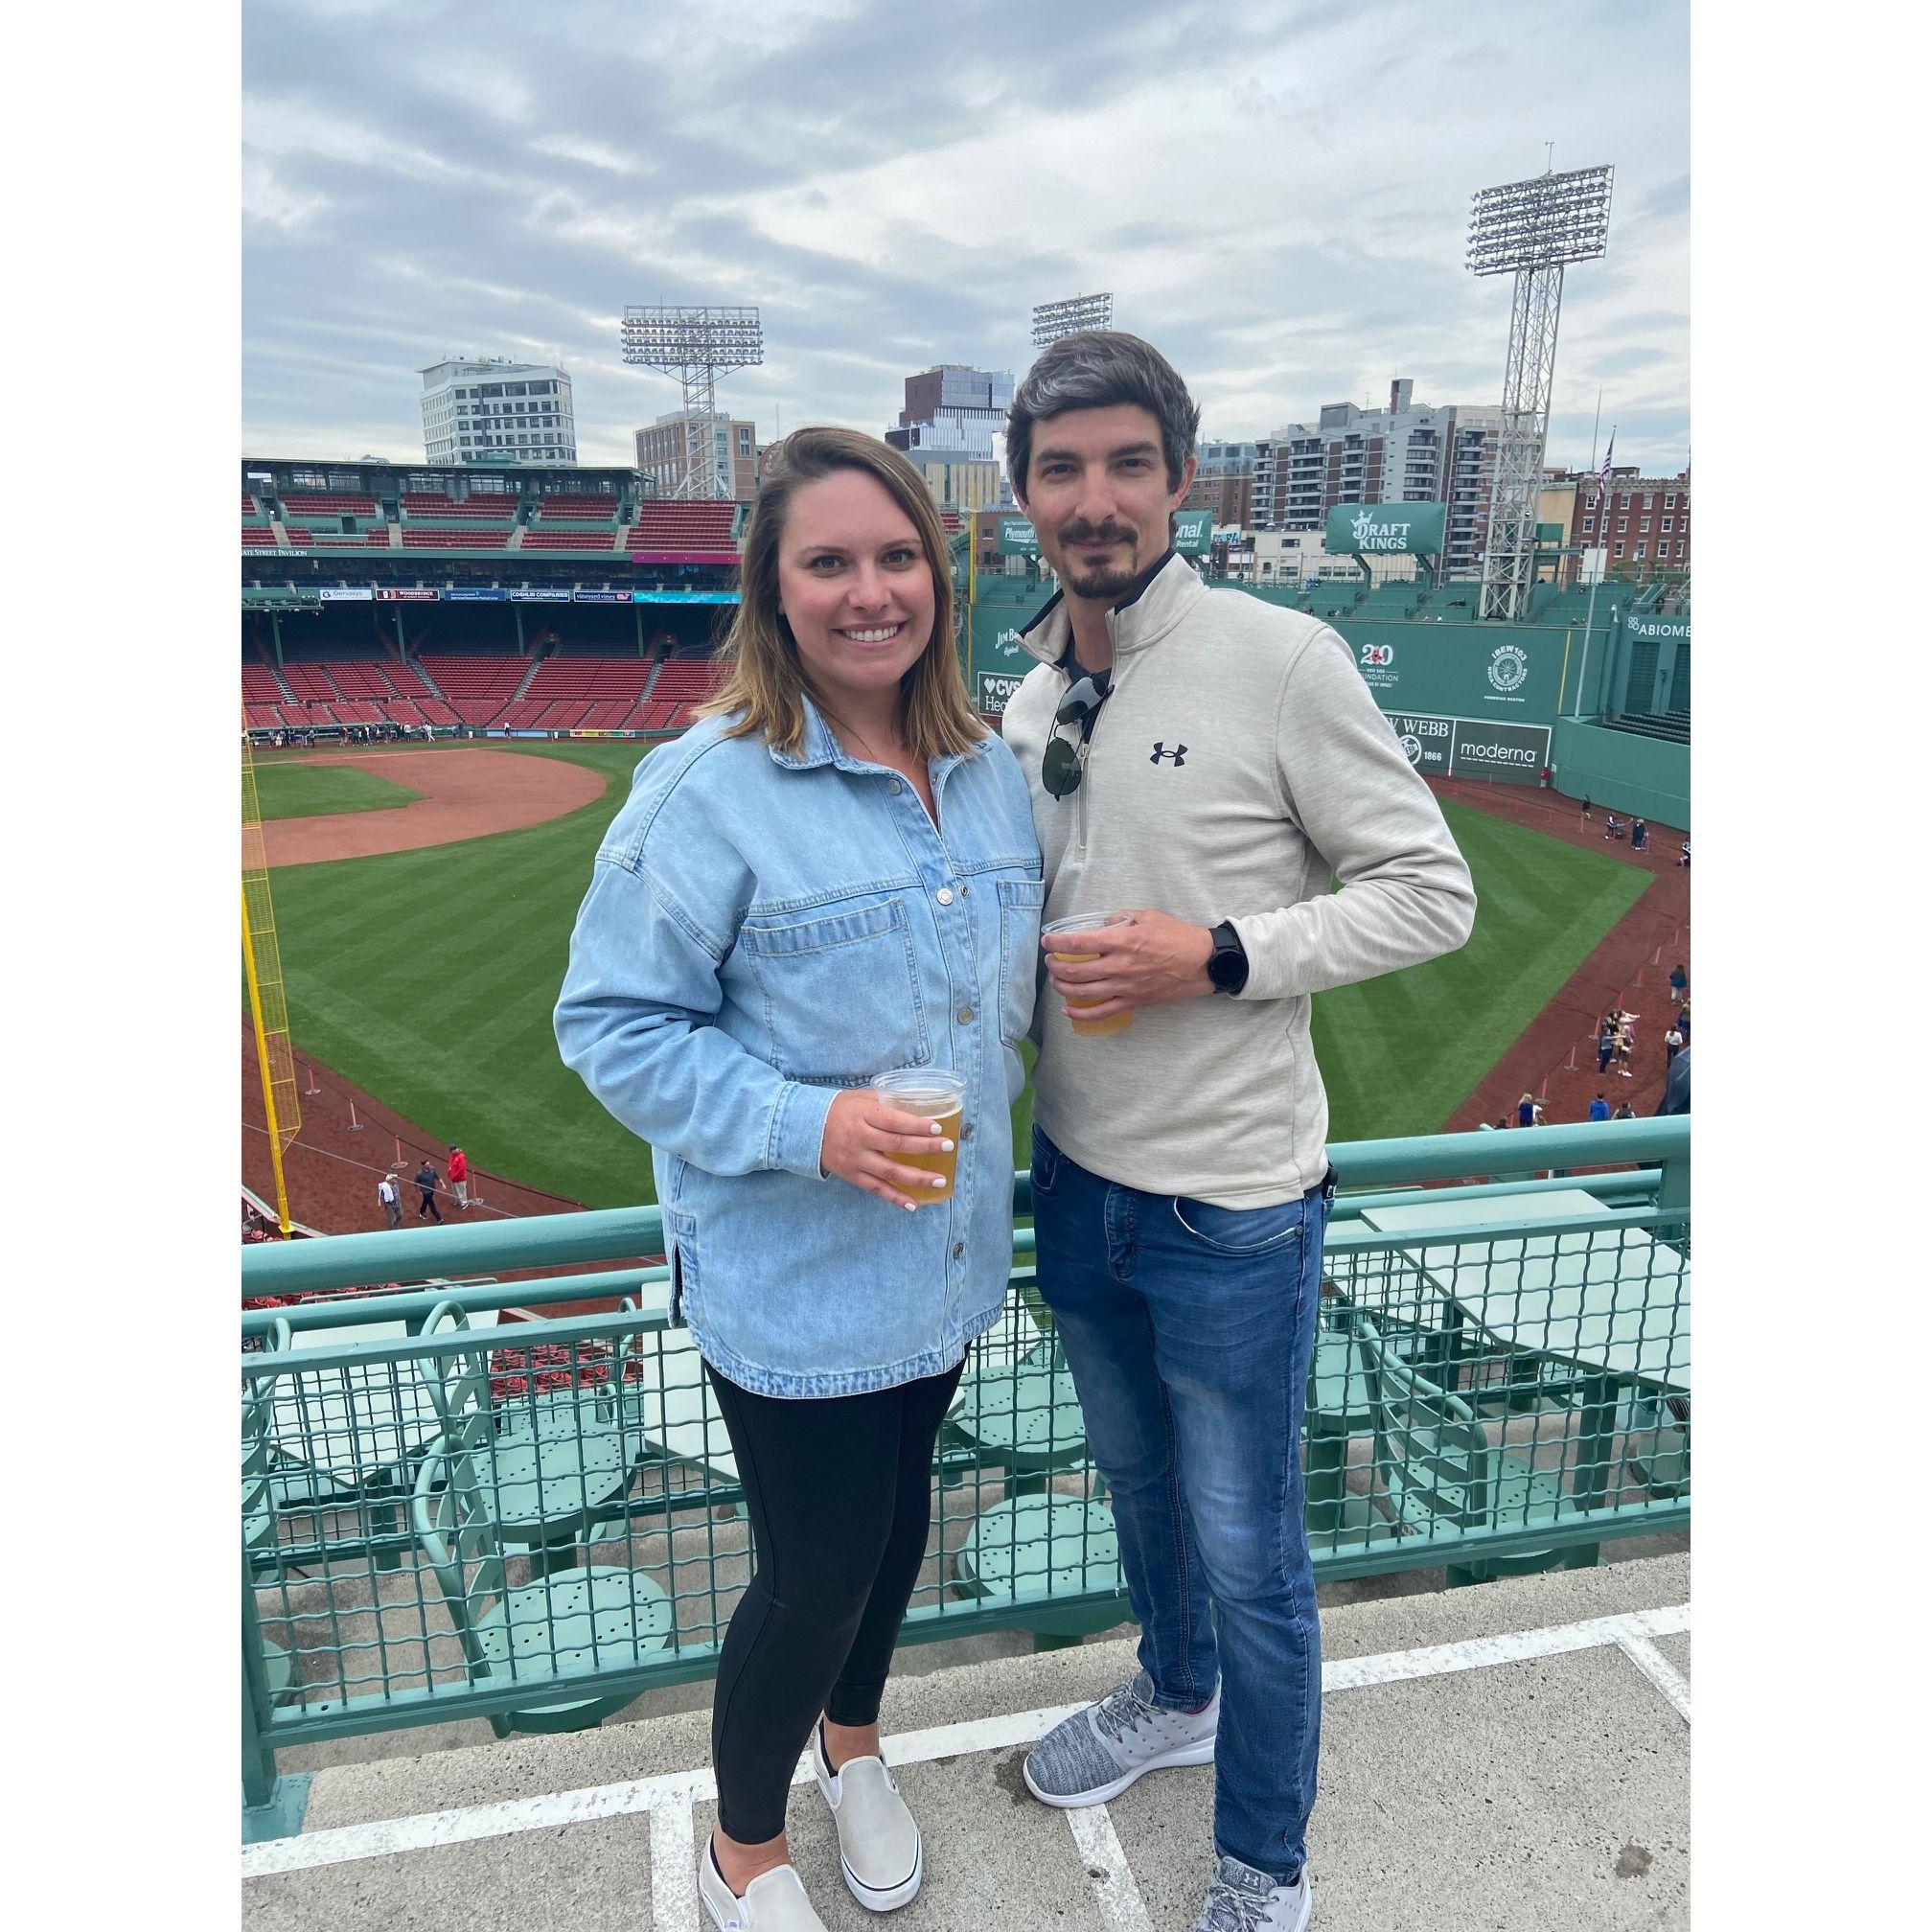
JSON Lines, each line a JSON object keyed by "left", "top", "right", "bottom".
{"left": 243, "top": 0, "right": 1690, "bottom": 474}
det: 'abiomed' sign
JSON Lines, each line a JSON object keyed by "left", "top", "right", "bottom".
{"left": 1325, "top": 502, "right": 1446, "bottom": 557}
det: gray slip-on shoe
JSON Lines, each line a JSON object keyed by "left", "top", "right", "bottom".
{"left": 697, "top": 1840, "right": 829, "bottom": 1932}
{"left": 812, "top": 1721, "right": 923, "bottom": 1912}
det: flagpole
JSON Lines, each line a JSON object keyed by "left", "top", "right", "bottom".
{"left": 1575, "top": 419, "right": 1613, "bottom": 720}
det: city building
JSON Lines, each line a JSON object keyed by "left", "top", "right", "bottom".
{"left": 1183, "top": 439, "right": 1259, "bottom": 526}
{"left": 419, "top": 357, "right": 575, "bottom": 466}
{"left": 901, "top": 448, "right": 1004, "bottom": 514}
{"left": 1252, "top": 379, "right": 1500, "bottom": 577}
{"left": 634, "top": 412, "right": 759, "bottom": 498}
{"left": 886, "top": 365, "right": 1015, "bottom": 460}
{"left": 1555, "top": 466, "right": 1691, "bottom": 581}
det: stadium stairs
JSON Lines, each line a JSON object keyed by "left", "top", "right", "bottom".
{"left": 246, "top": 1553, "right": 1690, "bottom": 1929}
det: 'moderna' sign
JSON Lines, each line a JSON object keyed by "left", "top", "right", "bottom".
{"left": 1324, "top": 502, "right": 1447, "bottom": 556}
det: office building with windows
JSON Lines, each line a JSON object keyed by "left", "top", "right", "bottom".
{"left": 419, "top": 357, "right": 576, "bottom": 466}
{"left": 886, "top": 365, "right": 1015, "bottom": 460}
{"left": 634, "top": 412, "right": 759, "bottom": 498}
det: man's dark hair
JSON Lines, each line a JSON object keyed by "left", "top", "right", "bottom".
{"left": 1006, "top": 331, "right": 1201, "bottom": 498}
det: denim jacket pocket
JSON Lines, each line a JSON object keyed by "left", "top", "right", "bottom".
{"left": 996, "top": 877, "right": 1046, "bottom": 1047}
{"left": 662, "top": 1206, "right": 699, "bottom": 1327}
{"left": 1171, "top": 1193, "right": 1306, "bottom": 1256}
{"left": 738, "top": 895, "right": 930, "bottom": 1081}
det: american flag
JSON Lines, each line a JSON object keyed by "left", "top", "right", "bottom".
{"left": 1593, "top": 429, "right": 1616, "bottom": 508}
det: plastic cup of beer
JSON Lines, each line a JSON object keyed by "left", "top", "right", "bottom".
{"left": 871, "top": 1069, "right": 967, "bottom": 1207}
{"left": 1044, "top": 912, "right": 1135, "bottom": 1036}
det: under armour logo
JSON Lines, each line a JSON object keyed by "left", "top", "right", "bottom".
{"left": 1150, "top": 742, "right": 1187, "bottom": 766}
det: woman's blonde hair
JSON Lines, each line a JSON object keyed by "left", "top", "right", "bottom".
{"left": 698, "top": 426, "right": 986, "bottom": 763}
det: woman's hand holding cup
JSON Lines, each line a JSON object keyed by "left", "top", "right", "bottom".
{"left": 820, "top": 1087, "right": 958, "bottom": 1211}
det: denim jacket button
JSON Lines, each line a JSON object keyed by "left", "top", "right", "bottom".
{"left": 888, "top": 779, "right": 903, "bottom": 794}
{"left": 935, "top": 886, "right": 954, "bottom": 905}
{"left": 956, "top": 1006, "right": 974, "bottom": 1024}
{"left": 959, "top": 1121, "right": 974, "bottom": 1138}
{"left": 953, "top": 1242, "right": 965, "bottom": 1259}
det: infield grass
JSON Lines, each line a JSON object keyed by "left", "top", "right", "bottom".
{"left": 254, "top": 763, "right": 424, "bottom": 820}
{"left": 268, "top": 746, "right": 1652, "bottom": 1208}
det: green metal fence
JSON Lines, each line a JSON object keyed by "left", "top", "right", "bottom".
{"left": 242, "top": 1118, "right": 1689, "bottom": 1831}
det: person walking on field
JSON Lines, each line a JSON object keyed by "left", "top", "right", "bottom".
{"left": 1668, "top": 962, "right": 1688, "bottom": 1006}
{"left": 1517, "top": 1091, "right": 1537, "bottom": 1126}
{"left": 1589, "top": 1092, "right": 1611, "bottom": 1122}
{"left": 1664, "top": 1023, "right": 1685, "bottom": 1065}
{"left": 413, "top": 1158, "right": 443, "bottom": 1222}
{"left": 1612, "top": 1099, "right": 1636, "bottom": 1120}
{"left": 1597, "top": 1021, "right": 1619, "bottom": 1075}
{"left": 1000, "top": 331, "right": 1476, "bottom": 1932}
{"left": 1631, "top": 816, "right": 1648, "bottom": 852}
{"left": 377, "top": 1172, "right": 401, "bottom": 1229}
{"left": 1616, "top": 1015, "right": 1637, "bottom": 1078}
{"left": 447, "top": 1145, "right": 470, "bottom": 1209}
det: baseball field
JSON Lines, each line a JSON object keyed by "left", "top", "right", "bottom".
{"left": 261, "top": 739, "right": 1650, "bottom": 1209}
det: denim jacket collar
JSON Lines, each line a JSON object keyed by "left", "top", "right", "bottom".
{"left": 765, "top": 692, "right": 980, "bottom": 783}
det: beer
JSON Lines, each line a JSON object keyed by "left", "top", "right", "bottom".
{"left": 872, "top": 1070, "right": 968, "bottom": 1208}
{"left": 1043, "top": 912, "right": 1136, "bottom": 1037}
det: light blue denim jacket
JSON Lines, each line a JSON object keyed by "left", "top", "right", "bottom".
{"left": 554, "top": 699, "right": 1044, "bottom": 1397}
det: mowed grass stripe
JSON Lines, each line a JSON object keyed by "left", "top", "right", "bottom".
{"left": 254, "top": 762, "right": 424, "bottom": 820}
{"left": 1310, "top": 801, "right": 1650, "bottom": 1142}
{"left": 270, "top": 749, "right": 1649, "bottom": 1210}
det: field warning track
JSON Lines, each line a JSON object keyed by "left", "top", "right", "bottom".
{"left": 258, "top": 748, "right": 607, "bottom": 866}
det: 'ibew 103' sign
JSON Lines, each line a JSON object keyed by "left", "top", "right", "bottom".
{"left": 1325, "top": 502, "right": 1446, "bottom": 556}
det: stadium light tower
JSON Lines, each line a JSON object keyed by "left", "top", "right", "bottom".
{"left": 1465, "top": 164, "right": 1613, "bottom": 621}
{"left": 1032, "top": 292, "right": 1114, "bottom": 348}
{"left": 620, "top": 305, "right": 764, "bottom": 497}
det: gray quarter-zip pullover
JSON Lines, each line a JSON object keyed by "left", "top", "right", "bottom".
{"left": 1001, "top": 554, "right": 1477, "bottom": 1206}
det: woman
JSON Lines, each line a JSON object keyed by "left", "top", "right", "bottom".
{"left": 556, "top": 427, "right": 1042, "bottom": 1932}
{"left": 1668, "top": 962, "right": 1688, "bottom": 1006}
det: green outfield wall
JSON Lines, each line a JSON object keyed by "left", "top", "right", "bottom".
{"left": 1550, "top": 718, "right": 1690, "bottom": 828}
{"left": 963, "top": 580, "right": 1635, "bottom": 787}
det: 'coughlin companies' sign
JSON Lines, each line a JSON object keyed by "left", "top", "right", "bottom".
{"left": 1325, "top": 502, "right": 1446, "bottom": 557}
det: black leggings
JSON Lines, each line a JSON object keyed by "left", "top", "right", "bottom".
{"left": 705, "top": 1357, "right": 964, "bottom": 1845}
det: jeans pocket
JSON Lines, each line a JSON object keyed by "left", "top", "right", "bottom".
{"left": 1171, "top": 1193, "right": 1306, "bottom": 1256}
{"left": 1029, "top": 1123, "right": 1063, "bottom": 1198}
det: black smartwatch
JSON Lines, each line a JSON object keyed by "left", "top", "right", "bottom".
{"left": 1206, "top": 920, "right": 1249, "bottom": 995}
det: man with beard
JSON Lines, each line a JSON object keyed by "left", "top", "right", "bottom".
{"left": 1000, "top": 332, "right": 1477, "bottom": 1931}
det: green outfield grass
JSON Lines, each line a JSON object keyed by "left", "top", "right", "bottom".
{"left": 254, "top": 763, "right": 424, "bottom": 820}
{"left": 267, "top": 745, "right": 1651, "bottom": 1209}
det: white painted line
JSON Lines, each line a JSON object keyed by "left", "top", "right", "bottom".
{"left": 1066, "top": 1805, "right": 1157, "bottom": 1932}
{"left": 1613, "top": 1631, "right": 1692, "bottom": 1724}
{"left": 1322, "top": 1602, "right": 1690, "bottom": 1695}
{"left": 242, "top": 1604, "right": 1689, "bottom": 1881}
{"left": 649, "top": 1790, "right": 700, "bottom": 1932}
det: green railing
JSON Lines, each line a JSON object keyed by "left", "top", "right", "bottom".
{"left": 242, "top": 1119, "right": 1689, "bottom": 1833}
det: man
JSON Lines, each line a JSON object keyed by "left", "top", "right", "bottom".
{"left": 447, "top": 1144, "right": 470, "bottom": 1209}
{"left": 413, "top": 1158, "right": 443, "bottom": 1223}
{"left": 377, "top": 1171, "right": 402, "bottom": 1229}
{"left": 1000, "top": 333, "right": 1476, "bottom": 1932}
{"left": 1589, "top": 1092, "right": 1612, "bottom": 1122}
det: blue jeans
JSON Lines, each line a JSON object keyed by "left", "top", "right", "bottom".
{"left": 1030, "top": 1125, "right": 1334, "bottom": 1885}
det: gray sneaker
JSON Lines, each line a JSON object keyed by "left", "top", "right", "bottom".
{"left": 1188, "top": 1854, "right": 1311, "bottom": 1932}
{"left": 1023, "top": 1669, "right": 1218, "bottom": 1807}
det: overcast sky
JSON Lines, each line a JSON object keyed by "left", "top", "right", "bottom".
{"left": 242, "top": 0, "right": 1689, "bottom": 477}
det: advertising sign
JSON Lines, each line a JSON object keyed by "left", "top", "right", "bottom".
{"left": 571, "top": 588, "right": 629, "bottom": 604}
{"left": 1170, "top": 508, "right": 1213, "bottom": 556}
{"left": 445, "top": 587, "right": 507, "bottom": 602}
{"left": 318, "top": 586, "right": 374, "bottom": 602}
{"left": 1383, "top": 711, "right": 1550, "bottom": 783}
{"left": 1449, "top": 718, "right": 1551, "bottom": 780}
{"left": 633, "top": 590, "right": 739, "bottom": 605}
{"left": 1324, "top": 502, "right": 1447, "bottom": 556}
{"left": 508, "top": 589, "right": 573, "bottom": 602}
{"left": 975, "top": 671, "right": 1029, "bottom": 717}
{"left": 377, "top": 587, "right": 440, "bottom": 602}
{"left": 1386, "top": 711, "right": 1455, "bottom": 777}
{"left": 994, "top": 517, "right": 1040, "bottom": 558}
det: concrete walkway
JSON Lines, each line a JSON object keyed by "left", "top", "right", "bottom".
{"left": 243, "top": 1552, "right": 1688, "bottom": 1931}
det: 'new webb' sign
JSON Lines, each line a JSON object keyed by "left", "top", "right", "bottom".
{"left": 1324, "top": 502, "right": 1446, "bottom": 557}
